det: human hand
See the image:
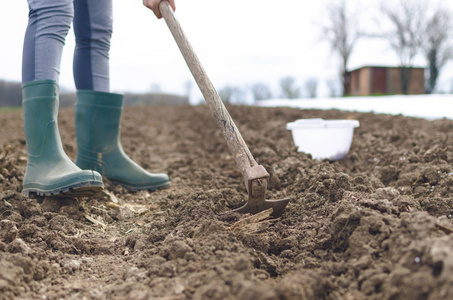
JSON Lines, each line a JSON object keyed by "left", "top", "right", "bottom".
{"left": 143, "top": 0, "right": 176, "bottom": 19}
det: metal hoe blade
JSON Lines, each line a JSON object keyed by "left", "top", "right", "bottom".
{"left": 233, "top": 165, "right": 290, "bottom": 217}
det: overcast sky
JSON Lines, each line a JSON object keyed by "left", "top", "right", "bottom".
{"left": 1, "top": 0, "right": 453, "bottom": 103}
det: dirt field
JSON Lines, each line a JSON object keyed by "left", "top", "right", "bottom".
{"left": 1, "top": 104, "right": 453, "bottom": 300}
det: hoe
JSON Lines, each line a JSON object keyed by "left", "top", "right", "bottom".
{"left": 159, "top": 1, "right": 290, "bottom": 217}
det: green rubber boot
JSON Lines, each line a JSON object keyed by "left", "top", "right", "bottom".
{"left": 21, "top": 80, "right": 104, "bottom": 197}
{"left": 75, "top": 90, "right": 170, "bottom": 191}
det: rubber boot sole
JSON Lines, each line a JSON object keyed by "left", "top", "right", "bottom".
{"left": 109, "top": 180, "right": 170, "bottom": 192}
{"left": 22, "top": 181, "right": 104, "bottom": 198}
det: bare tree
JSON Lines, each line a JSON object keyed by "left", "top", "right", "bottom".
{"left": 304, "top": 78, "right": 318, "bottom": 98}
{"left": 218, "top": 85, "right": 234, "bottom": 104}
{"left": 251, "top": 82, "right": 273, "bottom": 101}
{"left": 323, "top": 0, "right": 360, "bottom": 96}
{"left": 326, "top": 78, "right": 342, "bottom": 97}
{"left": 380, "top": 0, "right": 426, "bottom": 94}
{"left": 149, "top": 83, "right": 162, "bottom": 93}
{"left": 218, "top": 85, "right": 246, "bottom": 104}
{"left": 279, "top": 76, "right": 301, "bottom": 99}
{"left": 423, "top": 8, "right": 453, "bottom": 93}
{"left": 184, "top": 80, "right": 193, "bottom": 99}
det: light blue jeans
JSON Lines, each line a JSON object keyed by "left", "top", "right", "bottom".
{"left": 22, "top": 0, "right": 112, "bottom": 92}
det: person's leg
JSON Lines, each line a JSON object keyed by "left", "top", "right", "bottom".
{"left": 21, "top": 0, "right": 103, "bottom": 197}
{"left": 22, "top": 0, "right": 73, "bottom": 83}
{"left": 73, "top": 0, "right": 112, "bottom": 92}
{"left": 73, "top": 0, "right": 170, "bottom": 191}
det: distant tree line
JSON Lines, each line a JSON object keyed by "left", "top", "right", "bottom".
{"left": 122, "top": 93, "right": 188, "bottom": 106}
{"left": 0, "top": 80, "right": 22, "bottom": 107}
{"left": 0, "top": 79, "right": 188, "bottom": 108}
{"left": 0, "top": 77, "right": 338, "bottom": 106}
{"left": 322, "top": 0, "right": 453, "bottom": 95}
{"left": 60, "top": 92, "right": 188, "bottom": 107}
{"left": 217, "top": 76, "right": 322, "bottom": 104}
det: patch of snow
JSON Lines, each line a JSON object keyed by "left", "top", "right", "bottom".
{"left": 257, "top": 94, "right": 453, "bottom": 121}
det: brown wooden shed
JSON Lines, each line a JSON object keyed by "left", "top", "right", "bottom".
{"left": 346, "top": 66, "right": 425, "bottom": 96}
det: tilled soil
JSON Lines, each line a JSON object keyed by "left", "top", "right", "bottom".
{"left": 0, "top": 104, "right": 452, "bottom": 300}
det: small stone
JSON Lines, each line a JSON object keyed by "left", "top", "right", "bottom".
{"left": 0, "top": 279, "right": 9, "bottom": 290}
{"left": 169, "top": 240, "right": 192, "bottom": 260}
{"left": 61, "top": 259, "right": 81, "bottom": 274}
{"left": 0, "top": 220, "right": 18, "bottom": 243}
{"left": 7, "top": 238, "right": 31, "bottom": 254}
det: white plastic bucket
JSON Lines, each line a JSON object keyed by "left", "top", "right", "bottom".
{"left": 286, "top": 118, "right": 360, "bottom": 161}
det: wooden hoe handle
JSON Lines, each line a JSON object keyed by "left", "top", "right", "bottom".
{"left": 159, "top": 0, "right": 269, "bottom": 193}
